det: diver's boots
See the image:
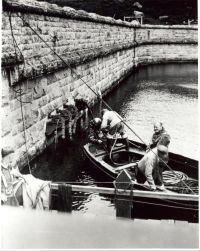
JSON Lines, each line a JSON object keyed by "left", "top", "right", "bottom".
{"left": 123, "top": 138, "right": 131, "bottom": 162}
{"left": 124, "top": 138, "right": 130, "bottom": 152}
{"left": 106, "top": 138, "right": 112, "bottom": 152}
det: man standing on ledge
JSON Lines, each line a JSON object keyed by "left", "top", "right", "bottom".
{"left": 101, "top": 109, "right": 129, "bottom": 152}
{"left": 135, "top": 145, "right": 169, "bottom": 191}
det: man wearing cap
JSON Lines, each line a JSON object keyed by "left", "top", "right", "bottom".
{"left": 146, "top": 122, "right": 170, "bottom": 151}
{"left": 135, "top": 145, "right": 169, "bottom": 191}
{"left": 88, "top": 117, "right": 103, "bottom": 144}
{"left": 101, "top": 109, "right": 129, "bottom": 152}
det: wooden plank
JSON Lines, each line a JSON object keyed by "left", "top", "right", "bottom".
{"left": 94, "top": 145, "right": 125, "bottom": 157}
{"left": 115, "top": 170, "right": 133, "bottom": 218}
{"left": 115, "top": 162, "right": 137, "bottom": 171}
{"left": 51, "top": 183, "right": 198, "bottom": 202}
{"left": 58, "top": 184, "right": 72, "bottom": 213}
{"left": 115, "top": 170, "right": 132, "bottom": 190}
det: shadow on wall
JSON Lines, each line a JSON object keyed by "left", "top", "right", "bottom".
{"left": 37, "top": 0, "right": 197, "bottom": 24}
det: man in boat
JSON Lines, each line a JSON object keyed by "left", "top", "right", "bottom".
{"left": 88, "top": 117, "right": 103, "bottom": 145}
{"left": 146, "top": 122, "right": 170, "bottom": 151}
{"left": 135, "top": 144, "right": 169, "bottom": 191}
{"left": 101, "top": 109, "right": 129, "bottom": 152}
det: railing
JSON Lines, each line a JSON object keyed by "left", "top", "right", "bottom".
{"left": 50, "top": 170, "right": 198, "bottom": 218}
{"left": 124, "top": 16, "right": 143, "bottom": 24}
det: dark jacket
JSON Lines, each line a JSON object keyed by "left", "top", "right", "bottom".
{"left": 150, "top": 129, "right": 170, "bottom": 149}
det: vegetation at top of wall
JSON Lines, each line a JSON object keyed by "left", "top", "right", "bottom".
{"left": 37, "top": 0, "right": 197, "bottom": 25}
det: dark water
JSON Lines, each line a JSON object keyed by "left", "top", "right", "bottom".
{"left": 29, "top": 63, "right": 198, "bottom": 222}
{"left": 105, "top": 63, "right": 198, "bottom": 160}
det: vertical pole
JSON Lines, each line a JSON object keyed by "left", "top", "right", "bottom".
{"left": 68, "top": 118, "right": 72, "bottom": 141}
{"left": 61, "top": 117, "right": 65, "bottom": 139}
{"left": 133, "top": 27, "right": 138, "bottom": 68}
{"left": 58, "top": 184, "right": 72, "bottom": 213}
{"left": 114, "top": 170, "right": 133, "bottom": 218}
{"left": 49, "top": 184, "right": 53, "bottom": 210}
{"left": 115, "top": 194, "right": 132, "bottom": 218}
{"left": 141, "top": 16, "right": 143, "bottom": 25}
{"left": 72, "top": 117, "right": 78, "bottom": 135}
{"left": 84, "top": 108, "right": 89, "bottom": 129}
{"left": 80, "top": 110, "right": 84, "bottom": 129}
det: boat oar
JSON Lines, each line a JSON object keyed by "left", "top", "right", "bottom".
{"left": 131, "top": 180, "right": 152, "bottom": 190}
{"left": 115, "top": 162, "right": 138, "bottom": 172}
{"left": 131, "top": 180, "right": 176, "bottom": 193}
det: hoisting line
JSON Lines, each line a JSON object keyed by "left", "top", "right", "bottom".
{"left": 15, "top": 13, "right": 195, "bottom": 194}
{"left": 8, "top": 12, "right": 32, "bottom": 174}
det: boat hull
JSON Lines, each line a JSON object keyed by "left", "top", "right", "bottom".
{"left": 83, "top": 140, "right": 198, "bottom": 179}
{"left": 83, "top": 140, "right": 198, "bottom": 216}
{"left": 83, "top": 144, "right": 117, "bottom": 179}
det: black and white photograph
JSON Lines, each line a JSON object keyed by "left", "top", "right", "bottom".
{"left": 1, "top": 0, "right": 199, "bottom": 249}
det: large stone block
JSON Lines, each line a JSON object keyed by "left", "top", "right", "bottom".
{"left": 11, "top": 123, "right": 24, "bottom": 137}
{"left": 14, "top": 133, "right": 25, "bottom": 149}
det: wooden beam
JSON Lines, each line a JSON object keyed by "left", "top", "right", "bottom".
{"left": 115, "top": 162, "right": 137, "bottom": 172}
{"left": 115, "top": 170, "right": 133, "bottom": 218}
{"left": 58, "top": 184, "right": 72, "bottom": 213}
{"left": 94, "top": 145, "right": 125, "bottom": 157}
{"left": 51, "top": 183, "right": 198, "bottom": 202}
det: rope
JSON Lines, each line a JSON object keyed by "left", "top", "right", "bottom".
{"left": 162, "top": 171, "right": 198, "bottom": 194}
{"left": 32, "top": 182, "right": 51, "bottom": 209}
{"left": 16, "top": 13, "right": 195, "bottom": 193}
{"left": 128, "top": 140, "right": 143, "bottom": 150}
{"left": 72, "top": 195, "right": 198, "bottom": 211}
{"left": 109, "top": 126, "right": 124, "bottom": 166}
{"left": 109, "top": 135, "right": 119, "bottom": 163}
{"left": 19, "top": 88, "right": 32, "bottom": 174}
{"left": 9, "top": 12, "right": 32, "bottom": 174}
{"left": 130, "top": 199, "right": 198, "bottom": 211}
{"left": 163, "top": 171, "right": 188, "bottom": 185}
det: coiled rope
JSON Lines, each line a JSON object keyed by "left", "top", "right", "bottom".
{"left": 163, "top": 171, "right": 198, "bottom": 194}
{"left": 109, "top": 134, "right": 122, "bottom": 166}
{"left": 163, "top": 171, "right": 188, "bottom": 185}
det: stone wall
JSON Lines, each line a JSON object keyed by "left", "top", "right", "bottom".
{"left": 1, "top": 0, "right": 197, "bottom": 169}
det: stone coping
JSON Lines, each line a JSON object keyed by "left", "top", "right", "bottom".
{"left": 3, "top": 0, "right": 197, "bottom": 30}
{"left": 2, "top": 41, "right": 197, "bottom": 85}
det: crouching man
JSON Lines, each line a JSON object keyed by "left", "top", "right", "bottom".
{"left": 135, "top": 145, "right": 168, "bottom": 191}
{"left": 88, "top": 117, "right": 103, "bottom": 145}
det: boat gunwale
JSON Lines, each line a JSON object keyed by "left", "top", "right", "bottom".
{"left": 83, "top": 142, "right": 199, "bottom": 202}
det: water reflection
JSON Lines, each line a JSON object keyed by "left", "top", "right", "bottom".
{"left": 104, "top": 63, "right": 198, "bottom": 159}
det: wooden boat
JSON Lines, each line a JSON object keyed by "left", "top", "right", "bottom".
{"left": 83, "top": 140, "right": 198, "bottom": 179}
{"left": 83, "top": 140, "right": 198, "bottom": 208}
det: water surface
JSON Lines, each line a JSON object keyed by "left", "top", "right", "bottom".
{"left": 30, "top": 63, "right": 198, "bottom": 221}
{"left": 105, "top": 63, "right": 198, "bottom": 160}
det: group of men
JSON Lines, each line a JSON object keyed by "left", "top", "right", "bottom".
{"left": 88, "top": 109, "right": 171, "bottom": 192}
